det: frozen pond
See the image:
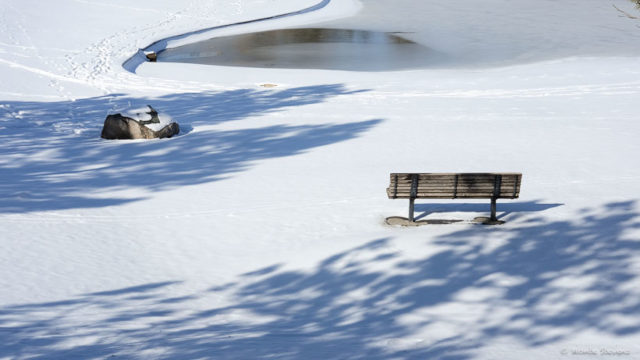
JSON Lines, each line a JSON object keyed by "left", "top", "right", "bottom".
{"left": 152, "top": 0, "right": 640, "bottom": 70}
{"left": 156, "top": 28, "right": 435, "bottom": 71}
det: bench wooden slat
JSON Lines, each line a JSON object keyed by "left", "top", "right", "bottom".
{"left": 390, "top": 184, "right": 521, "bottom": 192}
{"left": 388, "top": 195, "right": 519, "bottom": 199}
{"left": 390, "top": 182, "right": 520, "bottom": 187}
{"left": 387, "top": 173, "right": 522, "bottom": 200}
{"left": 389, "top": 180, "right": 520, "bottom": 186}
{"left": 387, "top": 194, "right": 516, "bottom": 199}
{"left": 390, "top": 177, "right": 520, "bottom": 183}
{"left": 387, "top": 192, "right": 519, "bottom": 199}
{"left": 390, "top": 173, "right": 521, "bottom": 180}
{"left": 389, "top": 189, "right": 520, "bottom": 195}
{"left": 390, "top": 183, "right": 520, "bottom": 189}
{"left": 391, "top": 195, "right": 505, "bottom": 198}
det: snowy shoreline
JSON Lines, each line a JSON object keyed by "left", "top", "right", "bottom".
{"left": 124, "top": 0, "right": 362, "bottom": 73}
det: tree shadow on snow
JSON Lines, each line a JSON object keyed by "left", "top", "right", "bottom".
{"left": 1, "top": 201, "right": 639, "bottom": 359}
{"left": 0, "top": 84, "right": 379, "bottom": 213}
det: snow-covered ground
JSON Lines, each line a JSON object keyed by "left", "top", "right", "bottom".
{"left": 2, "top": 0, "right": 640, "bottom": 359}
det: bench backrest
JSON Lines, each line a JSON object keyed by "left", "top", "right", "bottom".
{"left": 387, "top": 173, "right": 522, "bottom": 199}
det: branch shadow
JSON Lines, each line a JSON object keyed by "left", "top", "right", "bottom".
{"left": 0, "top": 84, "right": 378, "bottom": 213}
{"left": 1, "top": 201, "right": 639, "bottom": 359}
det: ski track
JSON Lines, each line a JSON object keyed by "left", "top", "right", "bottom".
{"left": 63, "top": 1, "right": 221, "bottom": 93}
{"left": 70, "top": 0, "right": 176, "bottom": 15}
{"left": 0, "top": 0, "right": 242, "bottom": 98}
{"left": 0, "top": 0, "right": 337, "bottom": 145}
{"left": 1, "top": 0, "right": 333, "bottom": 99}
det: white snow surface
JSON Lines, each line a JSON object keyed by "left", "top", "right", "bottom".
{"left": 2, "top": 0, "right": 640, "bottom": 359}
{"left": 121, "top": 105, "right": 174, "bottom": 132}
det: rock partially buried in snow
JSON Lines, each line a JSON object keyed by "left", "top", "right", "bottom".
{"left": 101, "top": 105, "right": 179, "bottom": 140}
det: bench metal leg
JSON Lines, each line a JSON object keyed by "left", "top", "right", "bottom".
{"left": 490, "top": 197, "right": 497, "bottom": 221}
{"left": 490, "top": 175, "right": 502, "bottom": 222}
{"left": 408, "top": 174, "right": 419, "bottom": 223}
{"left": 409, "top": 198, "right": 416, "bottom": 222}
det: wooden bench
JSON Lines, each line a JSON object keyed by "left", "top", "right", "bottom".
{"left": 387, "top": 173, "right": 522, "bottom": 223}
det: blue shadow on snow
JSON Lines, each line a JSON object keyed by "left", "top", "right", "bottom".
{"left": 1, "top": 201, "right": 639, "bottom": 359}
{"left": 0, "top": 84, "right": 378, "bottom": 213}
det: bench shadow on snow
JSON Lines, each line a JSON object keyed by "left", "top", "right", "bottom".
{"left": 413, "top": 200, "right": 564, "bottom": 222}
{"left": 1, "top": 201, "right": 639, "bottom": 359}
{"left": 0, "top": 84, "right": 378, "bottom": 213}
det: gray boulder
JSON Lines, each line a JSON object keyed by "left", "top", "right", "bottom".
{"left": 101, "top": 105, "right": 179, "bottom": 140}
